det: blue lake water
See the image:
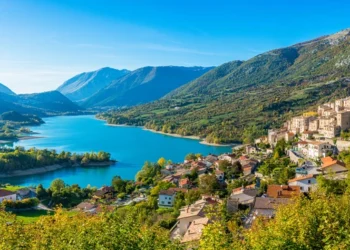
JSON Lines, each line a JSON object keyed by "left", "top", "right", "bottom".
{"left": 4, "top": 115, "right": 232, "bottom": 188}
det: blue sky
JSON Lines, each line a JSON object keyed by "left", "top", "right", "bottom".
{"left": 0, "top": 0, "right": 350, "bottom": 93}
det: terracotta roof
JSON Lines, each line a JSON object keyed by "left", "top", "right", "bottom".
{"left": 321, "top": 157, "right": 345, "bottom": 169}
{"left": 0, "top": 189, "right": 15, "bottom": 197}
{"left": 288, "top": 174, "right": 315, "bottom": 183}
{"left": 308, "top": 141, "right": 327, "bottom": 146}
{"left": 254, "top": 197, "right": 290, "bottom": 210}
{"left": 159, "top": 189, "right": 176, "bottom": 196}
{"left": 267, "top": 185, "right": 300, "bottom": 198}
{"left": 179, "top": 178, "right": 190, "bottom": 186}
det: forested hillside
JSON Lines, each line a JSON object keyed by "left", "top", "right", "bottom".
{"left": 98, "top": 29, "right": 350, "bottom": 143}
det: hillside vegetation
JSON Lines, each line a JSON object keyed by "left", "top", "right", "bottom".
{"left": 98, "top": 29, "right": 350, "bottom": 143}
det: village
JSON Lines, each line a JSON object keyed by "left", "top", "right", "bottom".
{"left": 0, "top": 97, "right": 350, "bottom": 246}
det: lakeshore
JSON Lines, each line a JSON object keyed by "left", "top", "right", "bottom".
{"left": 0, "top": 161, "right": 116, "bottom": 178}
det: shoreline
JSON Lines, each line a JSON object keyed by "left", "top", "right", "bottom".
{"left": 96, "top": 116, "right": 239, "bottom": 147}
{"left": 0, "top": 161, "right": 116, "bottom": 178}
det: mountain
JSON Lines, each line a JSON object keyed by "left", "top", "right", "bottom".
{"left": 98, "top": 28, "right": 350, "bottom": 143}
{"left": 0, "top": 91, "right": 82, "bottom": 116}
{"left": 0, "top": 83, "right": 15, "bottom": 95}
{"left": 57, "top": 67, "right": 130, "bottom": 102}
{"left": 82, "top": 66, "right": 214, "bottom": 108}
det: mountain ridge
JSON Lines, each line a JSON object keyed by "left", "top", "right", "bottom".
{"left": 97, "top": 28, "right": 350, "bottom": 143}
{"left": 57, "top": 67, "right": 130, "bottom": 102}
{"left": 0, "top": 83, "right": 16, "bottom": 95}
{"left": 82, "top": 66, "right": 214, "bottom": 108}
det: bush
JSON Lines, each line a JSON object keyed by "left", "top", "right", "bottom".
{"left": 3, "top": 198, "right": 39, "bottom": 209}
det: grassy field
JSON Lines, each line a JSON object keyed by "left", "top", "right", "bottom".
{"left": 2, "top": 185, "right": 25, "bottom": 192}
{"left": 13, "top": 210, "right": 53, "bottom": 224}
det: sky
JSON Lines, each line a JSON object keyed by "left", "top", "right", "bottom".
{"left": 0, "top": 0, "right": 350, "bottom": 94}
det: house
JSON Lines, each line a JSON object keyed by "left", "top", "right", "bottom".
{"left": 254, "top": 136, "right": 268, "bottom": 144}
{"left": 218, "top": 154, "right": 238, "bottom": 164}
{"left": 93, "top": 186, "right": 114, "bottom": 200}
{"left": 230, "top": 187, "right": 257, "bottom": 207}
{"left": 205, "top": 154, "right": 219, "bottom": 164}
{"left": 0, "top": 189, "right": 17, "bottom": 203}
{"left": 165, "top": 164, "right": 175, "bottom": 171}
{"left": 301, "top": 131, "right": 315, "bottom": 140}
{"left": 177, "top": 200, "right": 207, "bottom": 235}
{"left": 215, "top": 170, "right": 224, "bottom": 181}
{"left": 267, "top": 185, "right": 300, "bottom": 198}
{"left": 16, "top": 188, "right": 36, "bottom": 200}
{"left": 242, "top": 165, "right": 253, "bottom": 176}
{"left": 162, "top": 175, "right": 181, "bottom": 185}
{"left": 179, "top": 178, "right": 191, "bottom": 189}
{"left": 253, "top": 197, "right": 290, "bottom": 217}
{"left": 288, "top": 174, "right": 317, "bottom": 193}
{"left": 320, "top": 157, "right": 348, "bottom": 173}
{"left": 246, "top": 145, "right": 257, "bottom": 154}
{"left": 307, "top": 141, "right": 333, "bottom": 159}
{"left": 158, "top": 189, "right": 177, "bottom": 207}
{"left": 76, "top": 202, "right": 98, "bottom": 213}
{"left": 297, "top": 141, "right": 309, "bottom": 156}
{"left": 181, "top": 217, "right": 209, "bottom": 243}
{"left": 197, "top": 167, "right": 207, "bottom": 175}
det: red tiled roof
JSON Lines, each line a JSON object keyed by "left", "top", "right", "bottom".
{"left": 267, "top": 185, "right": 300, "bottom": 198}
{"left": 321, "top": 157, "right": 345, "bottom": 169}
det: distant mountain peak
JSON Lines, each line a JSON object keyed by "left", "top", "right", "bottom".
{"left": 82, "top": 65, "right": 214, "bottom": 108}
{"left": 57, "top": 67, "right": 130, "bottom": 102}
{"left": 0, "top": 83, "right": 16, "bottom": 95}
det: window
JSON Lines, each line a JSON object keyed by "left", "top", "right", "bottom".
{"left": 300, "top": 187, "right": 303, "bottom": 191}
{"left": 164, "top": 197, "right": 167, "bottom": 200}
{"left": 161, "top": 201, "right": 164, "bottom": 204}
{"left": 168, "top": 202, "right": 171, "bottom": 205}
{"left": 308, "top": 180, "right": 311, "bottom": 184}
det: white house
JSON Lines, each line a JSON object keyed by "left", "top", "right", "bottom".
{"left": 158, "top": 189, "right": 176, "bottom": 207}
{"left": 0, "top": 189, "right": 17, "bottom": 203}
{"left": 307, "top": 141, "right": 333, "bottom": 159}
{"left": 288, "top": 174, "right": 317, "bottom": 193}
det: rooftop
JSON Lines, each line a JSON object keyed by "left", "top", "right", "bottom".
{"left": 181, "top": 217, "right": 209, "bottom": 243}
{"left": 178, "top": 200, "right": 207, "bottom": 219}
{"left": 0, "top": 189, "right": 15, "bottom": 197}
{"left": 254, "top": 197, "right": 290, "bottom": 210}
{"left": 159, "top": 189, "right": 177, "bottom": 196}
{"left": 267, "top": 185, "right": 300, "bottom": 198}
{"left": 288, "top": 174, "right": 315, "bottom": 183}
{"left": 321, "top": 156, "right": 345, "bottom": 169}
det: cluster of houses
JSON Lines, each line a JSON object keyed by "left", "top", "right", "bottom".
{"left": 267, "top": 96, "right": 350, "bottom": 145}
{"left": 157, "top": 153, "right": 263, "bottom": 244}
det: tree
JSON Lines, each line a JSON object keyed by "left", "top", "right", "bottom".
{"left": 50, "top": 178, "right": 65, "bottom": 193}
{"left": 112, "top": 176, "right": 126, "bottom": 193}
{"left": 157, "top": 157, "right": 167, "bottom": 167}
{"left": 199, "top": 175, "right": 219, "bottom": 194}
{"left": 36, "top": 184, "right": 48, "bottom": 199}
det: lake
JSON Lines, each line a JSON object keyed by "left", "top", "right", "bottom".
{"left": 4, "top": 115, "right": 232, "bottom": 188}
